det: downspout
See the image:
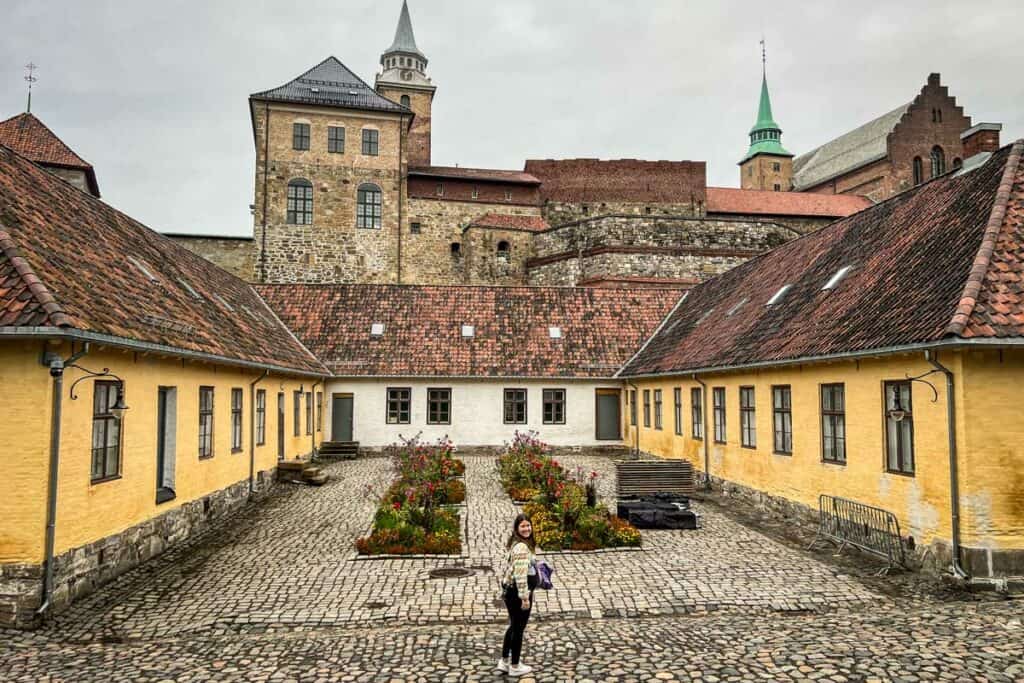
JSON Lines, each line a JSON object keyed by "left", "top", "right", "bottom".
{"left": 626, "top": 382, "right": 640, "bottom": 459}
{"left": 259, "top": 101, "right": 270, "bottom": 283}
{"left": 925, "top": 350, "right": 968, "bottom": 579}
{"left": 692, "top": 374, "right": 711, "bottom": 492}
{"left": 38, "top": 341, "right": 90, "bottom": 617}
{"left": 397, "top": 114, "right": 406, "bottom": 284}
{"left": 310, "top": 379, "right": 322, "bottom": 460}
{"left": 249, "top": 369, "right": 270, "bottom": 496}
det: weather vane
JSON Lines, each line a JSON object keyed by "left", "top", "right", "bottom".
{"left": 760, "top": 37, "right": 766, "bottom": 77}
{"left": 24, "top": 62, "right": 38, "bottom": 113}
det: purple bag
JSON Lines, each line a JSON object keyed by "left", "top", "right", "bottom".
{"left": 537, "top": 560, "right": 554, "bottom": 590}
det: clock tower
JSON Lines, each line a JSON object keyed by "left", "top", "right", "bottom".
{"left": 376, "top": 0, "right": 436, "bottom": 167}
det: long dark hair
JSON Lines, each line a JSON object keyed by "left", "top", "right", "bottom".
{"left": 506, "top": 513, "right": 536, "bottom": 552}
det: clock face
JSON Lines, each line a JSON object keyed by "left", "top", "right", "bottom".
{"left": 401, "top": 69, "right": 412, "bottom": 81}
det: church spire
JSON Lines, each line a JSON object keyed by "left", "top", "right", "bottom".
{"left": 384, "top": 0, "right": 426, "bottom": 64}
{"left": 740, "top": 41, "right": 791, "bottom": 163}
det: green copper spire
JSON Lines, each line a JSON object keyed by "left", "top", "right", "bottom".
{"left": 740, "top": 49, "right": 792, "bottom": 163}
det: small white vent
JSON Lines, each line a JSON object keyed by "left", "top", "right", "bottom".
{"left": 461, "top": 324, "right": 475, "bottom": 338}
{"left": 370, "top": 322, "right": 385, "bottom": 336}
{"left": 766, "top": 285, "right": 792, "bottom": 306}
{"left": 822, "top": 265, "right": 854, "bottom": 291}
{"left": 309, "top": 86, "right": 320, "bottom": 93}
{"left": 127, "top": 256, "right": 159, "bottom": 283}
{"left": 348, "top": 90, "right": 358, "bottom": 96}
{"left": 548, "top": 326, "right": 562, "bottom": 339}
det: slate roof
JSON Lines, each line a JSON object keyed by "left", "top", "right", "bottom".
{"left": 524, "top": 159, "right": 707, "bottom": 204}
{"left": 384, "top": 0, "right": 427, "bottom": 61}
{"left": 466, "top": 213, "right": 550, "bottom": 233}
{"left": 621, "top": 141, "right": 1024, "bottom": 377}
{"left": 250, "top": 57, "right": 409, "bottom": 114}
{"left": 409, "top": 166, "right": 540, "bottom": 184}
{"left": 0, "top": 144, "right": 325, "bottom": 375}
{"left": 792, "top": 103, "right": 910, "bottom": 191}
{"left": 706, "top": 187, "right": 871, "bottom": 218}
{"left": 257, "top": 284, "right": 679, "bottom": 378}
{"left": 0, "top": 113, "right": 99, "bottom": 196}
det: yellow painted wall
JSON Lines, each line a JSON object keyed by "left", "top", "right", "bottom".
{"left": 625, "top": 353, "right": 970, "bottom": 548}
{"left": 0, "top": 341, "right": 323, "bottom": 563}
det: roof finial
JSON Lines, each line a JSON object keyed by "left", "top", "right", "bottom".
{"left": 760, "top": 37, "right": 766, "bottom": 78}
{"left": 24, "top": 62, "right": 38, "bottom": 113}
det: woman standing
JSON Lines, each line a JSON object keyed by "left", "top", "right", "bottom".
{"left": 498, "top": 514, "right": 538, "bottom": 677}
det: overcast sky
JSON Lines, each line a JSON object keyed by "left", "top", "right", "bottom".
{"left": 2, "top": 1, "right": 1021, "bottom": 236}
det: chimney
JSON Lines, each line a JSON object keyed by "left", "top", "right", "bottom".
{"left": 961, "top": 123, "right": 1002, "bottom": 159}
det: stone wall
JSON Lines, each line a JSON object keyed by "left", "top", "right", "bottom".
{"left": 542, "top": 201, "right": 699, "bottom": 228}
{"left": 166, "top": 235, "right": 256, "bottom": 281}
{"left": 0, "top": 468, "right": 277, "bottom": 629}
{"left": 706, "top": 213, "right": 837, "bottom": 236}
{"left": 462, "top": 227, "right": 535, "bottom": 285}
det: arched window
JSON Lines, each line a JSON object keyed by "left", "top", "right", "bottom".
{"left": 930, "top": 146, "right": 946, "bottom": 178}
{"left": 287, "top": 179, "right": 313, "bottom": 225}
{"left": 400, "top": 95, "right": 410, "bottom": 108}
{"left": 497, "top": 241, "right": 511, "bottom": 260}
{"left": 912, "top": 157, "right": 923, "bottom": 185}
{"left": 953, "top": 157, "right": 963, "bottom": 170}
{"left": 356, "top": 183, "right": 382, "bottom": 229}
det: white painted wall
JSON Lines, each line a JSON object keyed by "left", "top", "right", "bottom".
{"left": 325, "top": 378, "right": 625, "bottom": 448}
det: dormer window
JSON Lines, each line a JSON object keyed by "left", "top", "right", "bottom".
{"left": 766, "top": 285, "right": 792, "bottom": 306}
{"left": 822, "top": 265, "right": 854, "bottom": 291}
{"left": 371, "top": 323, "right": 385, "bottom": 337}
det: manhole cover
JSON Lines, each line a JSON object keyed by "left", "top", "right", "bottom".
{"left": 428, "top": 567, "right": 474, "bottom": 579}
{"left": 364, "top": 601, "right": 388, "bottom": 609}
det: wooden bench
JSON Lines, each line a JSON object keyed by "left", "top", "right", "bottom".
{"left": 615, "top": 460, "right": 695, "bottom": 499}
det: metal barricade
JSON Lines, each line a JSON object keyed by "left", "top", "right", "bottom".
{"left": 807, "top": 495, "right": 906, "bottom": 574}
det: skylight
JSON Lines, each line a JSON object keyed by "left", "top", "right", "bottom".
{"left": 461, "top": 325, "right": 475, "bottom": 338}
{"left": 548, "top": 326, "right": 562, "bottom": 339}
{"left": 694, "top": 308, "right": 716, "bottom": 325}
{"left": 309, "top": 86, "right": 320, "bottom": 93}
{"left": 127, "top": 256, "right": 159, "bottom": 283}
{"left": 370, "top": 322, "right": 385, "bottom": 336}
{"left": 213, "top": 294, "right": 234, "bottom": 312}
{"left": 177, "top": 278, "right": 201, "bottom": 299}
{"left": 822, "top": 265, "right": 854, "bottom": 291}
{"left": 766, "top": 285, "right": 792, "bottom": 306}
{"left": 726, "top": 297, "right": 749, "bottom": 316}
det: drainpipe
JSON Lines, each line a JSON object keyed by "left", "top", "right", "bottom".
{"left": 259, "top": 101, "right": 270, "bottom": 283}
{"left": 38, "top": 342, "right": 90, "bottom": 617}
{"left": 249, "top": 369, "right": 269, "bottom": 496}
{"left": 925, "top": 350, "right": 968, "bottom": 579}
{"left": 397, "top": 114, "right": 406, "bottom": 284}
{"left": 626, "top": 382, "right": 640, "bottom": 459}
{"left": 310, "top": 379, "right": 321, "bottom": 460}
{"left": 692, "top": 374, "right": 711, "bottom": 493}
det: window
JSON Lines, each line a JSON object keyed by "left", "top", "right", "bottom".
{"left": 643, "top": 389, "right": 651, "bottom": 428}
{"left": 400, "top": 95, "right": 410, "bottom": 107}
{"left": 821, "top": 383, "right": 846, "bottom": 464}
{"left": 953, "top": 157, "right": 963, "bottom": 170}
{"left": 91, "top": 381, "right": 122, "bottom": 482}
{"left": 256, "top": 389, "right": 266, "bottom": 445}
{"left": 884, "top": 381, "right": 914, "bottom": 474}
{"left": 713, "top": 387, "right": 726, "bottom": 443}
{"left": 361, "top": 129, "right": 379, "bottom": 155}
{"left": 317, "top": 391, "right": 323, "bottom": 432}
{"left": 504, "top": 190, "right": 513, "bottom": 201}
{"left": 673, "top": 388, "right": 683, "bottom": 436}
{"left": 497, "top": 241, "right": 510, "bottom": 260}
{"left": 436, "top": 183, "right": 444, "bottom": 197}
{"left": 504, "top": 389, "right": 527, "bottom": 424}
{"left": 305, "top": 392, "right": 313, "bottom": 435}
{"left": 930, "top": 146, "right": 946, "bottom": 178}
{"left": 199, "top": 386, "right": 214, "bottom": 458}
{"left": 410, "top": 221, "right": 421, "bottom": 234}
{"left": 450, "top": 242, "right": 462, "bottom": 257}
{"left": 292, "top": 122, "right": 310, "bottom": 150}
{"left": 912, "top": 157, "right": 923, "bottom": 185}
{"left": 740, "top": 387, "right": 756, "bottom": 448}
{"left": 293, "top": 391, "right": 301, "bottom": 436}
{"left": 773, "top": 183, "right": 781, "bottom": 191}
{"left": 231, "top": 388, "right": 243, "bottom": 452}
{"left": 629, "top": 389, "right": 637, "bottom": 426}
{"left": 328, "top": 126, "right": 345, "bottom": 153}
{"left": 287, "top": 179, "right": 313, "bottom": 225}
{"left": 772, "top": 162, "right": 781, "bottom": 171}
{"left": 691, "top": 387, "right": 703, "bottom": 439}
{"left": 471, "top": 186, "right": 479, "bottom": 199}
{"left": 387, "top": 387, "right": 411, "bottom": 424}
{"left": 653, "top": 389, "right": 663, "bottom": 430}
{"left": 542, "top": 389, "right": 566, "bottom": 425}
{"left": 772, "top": 386, "right": 792, "bottom": 454}
{"left": 427, "top": 388, "right": 451, "bottom": 424}
{"left": 356, "top": 183, "right": 382, "bottom": 229}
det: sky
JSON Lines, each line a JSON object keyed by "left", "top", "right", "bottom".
{"left": 2, "top": 0, "right": 1021, "bottom": 237}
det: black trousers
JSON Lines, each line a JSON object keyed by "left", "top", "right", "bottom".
{"left": 501, "top": 583, "right": 534, "bottom": 665}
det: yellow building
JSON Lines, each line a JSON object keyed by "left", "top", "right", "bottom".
{"left": 0, "top": 144, "right": 327, "bottom": 628}
{"left": 621, "top": 141, "right": 1024, "bottom": 579}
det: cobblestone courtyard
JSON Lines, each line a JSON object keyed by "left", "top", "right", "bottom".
{"left": 4, "top": 456, "right": 1024, "bottom": 681}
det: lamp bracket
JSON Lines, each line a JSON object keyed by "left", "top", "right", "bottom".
{"left": 903, "top": 369, "right": 940, "bottom": 403}
{"left": 68, "top": 364, "right": 125, "bottom": 400}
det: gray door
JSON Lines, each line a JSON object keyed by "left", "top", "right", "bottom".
{"left": 596, "top": 390, "right": 621, "bottom": 440}
{"left": 332, "top": 395, "right": 353, "bottom": 442}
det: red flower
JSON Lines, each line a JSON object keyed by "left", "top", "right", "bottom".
{"left": 392, "top": 501, "right": 402, "bottom": 510}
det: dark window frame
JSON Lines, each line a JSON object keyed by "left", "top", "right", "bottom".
{"left": 327, "top": 126, "right": 345, "bottom": 153}
{"left": 387, "top": 387, "right": 412, "bottom": 425}
{"left": 821, "top": 383, "right": 846, "bottom": 464}
{"left": 884, "top": 381, "right": 915, "bottom": 475}
{"left": 199, "top": 386, "right": 214, "bottom": 459}
{"left": 410, "top": 221, "right": 421, "bottom": 234}
{"left": 713, "top": 387, "right": 726, "bottom": 443}
{"left": 629, "top": 389, "right": 637, "bottom": 427}
{"left": 91, "top": 380, "right": 123, "bottom": 483}
{"left": 356, "top": 183, "right": 383, "bottom": 229}
{"left": 930, "top": 146, "right": 946, "bottom": 178}
{"left": 287, "top": 178, "right": 313, "bottom": 225}
{"left": 912, "top": 156, "right": 924, "bottom": 185}
{"left": 673, "top": 387, "right": 683, "bottom": 436}
{"left": 772, "top": 385, "right": 793, "bottom": 455}
{"left": 292, "top": 122, "right": 310, "bottom": 150}
{"left": 642, "top": 389, "right": 651, "bottom": 428}
{"left": 400, "top": 94, "right": 410, "bottom": 108}
{"left": 293, "top": 390, "right": 302, "bottom": 436}
{"left": 503, "top": 388, "right": 528, "bottom": 425}
{"left": 653, "top": 389, "right": 663, "bottom": 430}
{"left": 316, "top": 391, "right": 323, "bottom": 432}
{"left": 305, "top": 391, "right": 313, "bottom": 436}
{"left": 542, "top": 388, "right": 566, "bottom": 425}
{"left": 691, "top": 387, "right": 704, "bottom": 440}
{"left": 361, "top": 128, "right": 379, "bottom": 156}
{"left": 427, "top": 387, "right": 451, "bottom": 425}
{"left": 740, "top": 386, "right": 756, "bottom": 448}
{"left": 256, "top": 389, "right": 267, "bottom": 446}
{"left": 231, "top": 388, "right": 243, "bottom": 453}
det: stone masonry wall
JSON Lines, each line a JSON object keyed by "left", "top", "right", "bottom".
{"left": 0, "top": 468, "right": 277, "bottom": 629}
{"left": 707, "top": 213, "right": 837, "bottom": 236}
{"left": 542, "top": 201, "right": 698, "bottom": 228}
{"left": 166, "top": 236, "right": 256, "bottom": 281}
{"left": 462, "top": 227, "right": 535, "bottom": 285}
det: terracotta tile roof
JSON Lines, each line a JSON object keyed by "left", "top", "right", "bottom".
{"left": 705, "top": 187, "right": 871, "bottom": 218}
{"left": 621, "top": 142, "right": 1024, "bottom": 377}
{"left": 466, "top": 213, "right": 550, "bottom": 233}
{"left": 257, "top": 284, "right": 680, "bottom": 378}
{"left": 409, "top": 166, "right": 540, "bottom": 184}
{"left": 0, "top": 113, "right": 99, "bottom": 196}
{"left": 0, "top": 145, "right": 324, "bottom": 375}
{"left": 524, "top": 159, "right": 706, "bottom": 204}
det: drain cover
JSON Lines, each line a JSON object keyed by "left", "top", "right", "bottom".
{"left": 428, "top": 567, "right": 474, "bottom": 579}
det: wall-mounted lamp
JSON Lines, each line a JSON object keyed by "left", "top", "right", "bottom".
{"left": 69, "top": 365, "right": 129, "bottom": 420}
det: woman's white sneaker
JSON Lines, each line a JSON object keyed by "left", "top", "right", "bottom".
{"left": 508, "top": 663, "right": 533, "bottom": 677}
{"left": 496, "top": 658, "right": 509, "bottom": 673}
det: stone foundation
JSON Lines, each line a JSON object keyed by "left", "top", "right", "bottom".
{"left": 0, "top": 468, "right": 277, "bottom": 630}
{"left": 357, "top": 444, "right": 631, "bottom": 459}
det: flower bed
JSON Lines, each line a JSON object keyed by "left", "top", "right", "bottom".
{"left": 356, "top": 436, "right": 465, "bottom": 556}
{"left": 497, "top": 432, "right": 641, "bottom": 550}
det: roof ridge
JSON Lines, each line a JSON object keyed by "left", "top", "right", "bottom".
{"left": 946, "top": 140, "right": 1024, "bottom": 337}
{"left": 0, "top": 225, "right": 72, "bottom": 328}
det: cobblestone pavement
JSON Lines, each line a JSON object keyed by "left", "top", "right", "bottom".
{"left": 5, "top": 454, "right": 1024, "bottom": 681}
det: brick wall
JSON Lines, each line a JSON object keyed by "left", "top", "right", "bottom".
{"left": 408, "top": 176, "right": 540, "bottom": 205}
{"left": 740, "top": 155, "right": 793, "bottom": 192}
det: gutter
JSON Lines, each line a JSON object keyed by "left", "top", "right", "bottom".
{"left": 37, "top": 341, "right": 90, "bottom": 618}
{"left": 310, "top": 379, "right": 322, "bottom": 459}
{"left": 249, "top": 369, "right": 270, "bottom": 496}
{"left": 397, "top": 113, "right": 405, "bottom": 284}
{"left": 692, "top": 374, "right": 711, "bottom": 492}
{"left": 259, "top": 100, "right": 270, "bottom": 283}
{"left": 625, "top": 382, "right": 640, "bottom": 459}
